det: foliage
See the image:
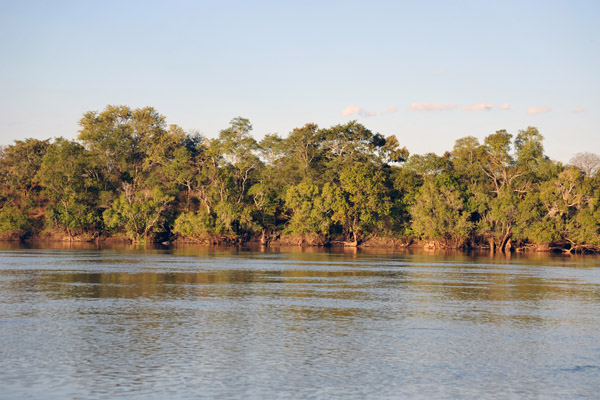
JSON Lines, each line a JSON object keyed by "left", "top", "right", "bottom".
{"left": 410, "top": 177, "right": 471, "bottom": 247}
{"left": 284, "top": 180, "right": 332, "bottom": 235}
{"left": 36, "top": 138, "right": 100, "bottom": 237}
{"left": 338, "top": 163, "right": 392, "bottom": 242}
{"left": 0, "top": 138, "right": 50, "bottom": 203}
{"left": 173, "top": 209, "right": 214, "bottom": 239}
{"left": 0, "top": 205, "right": 32, "bottom": 237}
{"left": 1, "top": 104, "right": 599, "bottom": 251}
{"left": 103, "top": 186, "right": 174, "bottom": 242}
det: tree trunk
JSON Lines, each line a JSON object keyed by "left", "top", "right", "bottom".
{"left": 503, "top": 238, "right": 512, "bottom": 253}
{"left": 260, "top": 229, "right": 267, "bottom": 246}
{"left": 499, "top": 229, "right": 512, "bottom": 253}
{"left": 346, "top": 228, "right": 358, "bottom": 247}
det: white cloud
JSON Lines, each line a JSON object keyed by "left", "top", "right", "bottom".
{"left": 527, "top": 106, "right": 551, "bottom": 115}
{"left": 501, "top": 103, "right": 510, "bottom": 110}
{"left": 341, "top": 104, "right": 377, "bottom": 117}
{"left": 382, "top": 106, "right": 398, "bottom": 114}
{"left": 464, "top": 103, "right": 493, "bottom": 111}
{"left": 409, "top": 102, "right": 457, "bottom": 111}
{"left": 570, "top": 107, "right": 587, "bottom": 114}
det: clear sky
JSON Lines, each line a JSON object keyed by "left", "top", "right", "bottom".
{"left": 1, "top": 0, "right": 598, "bottom": 162}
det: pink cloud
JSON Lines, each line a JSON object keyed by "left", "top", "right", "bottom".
{"left": 341, "top": 104, "right": 360, "bottom": 116}
{"left": 570, "top": 107, "right": 587, "bottom": 114}
{"left": 527, "top": 106, "right": 551, "bottom": 115}
{"left": 501, "top": 103, "right": 510, "bottom": 110}
{"left": 464, "top": 103, "right": 493, "bottom": 111}
{"left": 409, "top": 102, "right": 457, "bottom": 111}
{"left": 341, "top": 104, "right": 377, "bottom": 117}
{"left": 383, "top": 106, "right": 398, "bottom": 114}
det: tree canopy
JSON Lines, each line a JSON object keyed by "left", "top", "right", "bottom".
{"left": 1, "top": 105, "right": 598, "bottom": 252}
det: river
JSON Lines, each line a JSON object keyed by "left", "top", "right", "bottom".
{"left": 1, "top": 245, "right": 599, "bottom": 399}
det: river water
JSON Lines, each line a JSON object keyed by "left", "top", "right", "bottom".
{"left": 0, "top": 245, "right": 599, "bottom": 399}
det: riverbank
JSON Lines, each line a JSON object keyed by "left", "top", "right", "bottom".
{"left": 2, "top": 230, "right": 596, "bottom": 254}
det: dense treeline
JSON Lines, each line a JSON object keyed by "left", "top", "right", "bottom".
{"left": 1, "top": 105, "right": 599, "bottom": 252}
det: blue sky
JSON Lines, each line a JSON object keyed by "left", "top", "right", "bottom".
{"left": 1, "top": 0, "right": 598, "bottom": 161}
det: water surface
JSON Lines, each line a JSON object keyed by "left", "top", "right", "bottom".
{"left": 1, "top": 245, "right": 599, "bottom": 399}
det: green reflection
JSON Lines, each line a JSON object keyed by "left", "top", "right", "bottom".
{"left": 1, "top": 246, "right": 599, "bottom": 329}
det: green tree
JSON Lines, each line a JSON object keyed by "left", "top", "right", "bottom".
{"left": 284, "top": 123, "right": 325, "bottom": 181}
{"left": 172, "top": 208, "right": 214, "bottom": 240}
{"left": 0, "top": 205, "right": 32, "bottom": 239}
{"left": 0, "top": 138, "right": 50, "bottom": 203}
{"left": 0, "top": 139, "right": 50, "bottom": 238}
{"left": 472, "top": 187, "right": 519, "bottom": 252}
{"left": 338, "top": 163, "right": 392, "bottom": 244}
{"left": 78, "top": 105, "right": 171, "bottom": 190}
{"left": 479, "top": 130, "right": 517, "bottom": 194}
{"left": 36, "top": 138, "right": 100, "bottom": 238}
{"left": 320, "top": 121, "right": 389, "bottom": 178}
{"left": 410, "top": 176, "right": 471, "bottom": 248}
{"left": 284, "top": 179, "right": 332, "bottom": 236}
{"left": 103, "top": 186, "right": 174, "bottom": 242}
{"left": 535, "top": 167, "right": 599, "bottom": 252}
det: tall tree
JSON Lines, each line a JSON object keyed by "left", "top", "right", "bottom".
{"left": 570, "top": 152, "right": 600, "bottom": 178}
{"left": 36, "top": 138, "right": 100, "bottom": 239}
{"left": 337, "top": 162, "right": 392, "bottom": 244}
{"left": 78, "top": 105, "right": 170, "bottom": 190}
{"left": 0, "top": 138, "right": 50, "bottom": 204}
{"left": 410, "top": 175, "right": 471, "bottom": 248}
{"left": 103, "top": 186, "right": 174, "bottom": 243}
{"left": 0, "top": 139, "right": 50, "bottom": 238}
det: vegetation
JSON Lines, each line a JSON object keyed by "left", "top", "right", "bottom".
{"left": 1, "top": 105, "right": 599, "bottom": 252}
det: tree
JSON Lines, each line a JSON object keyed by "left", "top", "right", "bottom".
{"left": 570, "top": 152, "right": 600, "bottom": 178}
{"left": 388, "top": 165, "right": 422, "bottom": 235}
{"left": 103, "top": 186, "right": 174, "bottom": 242}
{"left": 320, "top": 121, "right": 388, "bottom": 179}
{"left": 0, "top": 139, "right": 50, "bottom": 238}
{"left": 218, "top": 117, "right": 260, "bottom": 204}
{"left": 78, "top": 105, "right": 171, "bottom": 190}
{"left": 36, "top": 138, "right": 100, "bottom": 238}
{"left": 472, "top": 187, "right": 519, "bottom": 252}
{"left": 0, "top": 138, "right": 50, "bottom": 204}
{"left": 249, "top": 136, "right": 288, "bottom": 241}
{"left": 406, "top": 152, "right": 453, "bottom": 177}
{"left": 469, "top": 129, "right": 552, "bottom": 251}
{"left": 515, "top": 127, "right": 545, "bottom": 167}
{"left": 284, "top": 123, "right": 325, "bottom": 180}
{"left": 172, "top": 207, "right": 214, "bottom": 241}
{"left": 163, "top": 136, "right": 202, "bottom": 211}
{"left": 380, "top": 135, "right": 409, "bottom": 164}
{"left": 284, "top": 179, "right": 332, "bottom": 236}
{"left": 535, "top": 167, "right": 599, "bottom": 252}
{"left": 410, "top": 176, "right": 471, "bottom": 248}
{"left": 173, "top": 118, "right": 262, "bottom": 242}
{"left": 3, "top": 105, "right": 599, "bottom": 250}
{"left": 141, "top": 123, "right": 189, "bottom": 193}
{"left": 479, "top": 130, "right": 518, "bottom": 194}
{"left": 0, "top": 205, "right": 32, "bottom": 239}
{"left": 451, "top": 136, "right": 485, "bottom": 184}
{"left": 337, "top": 163, "right": 392, "bottom": 244}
